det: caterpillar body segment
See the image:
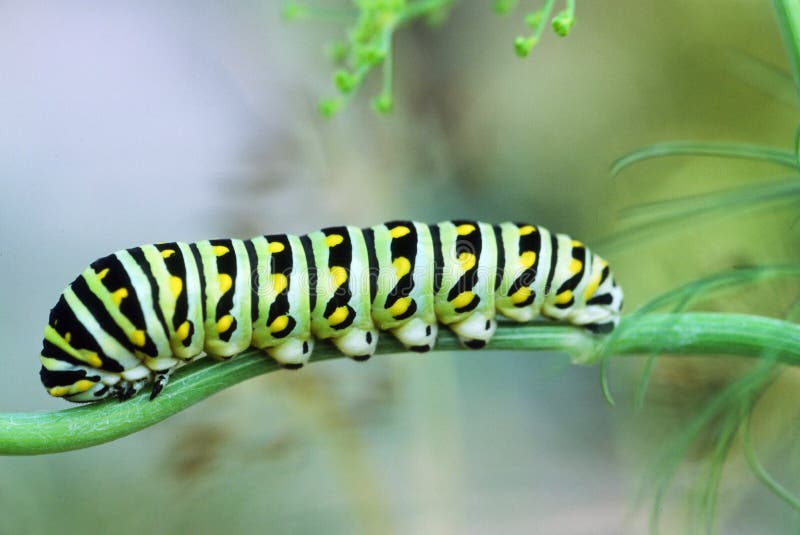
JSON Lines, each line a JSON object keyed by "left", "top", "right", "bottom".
{"left": 250, "top": 234, "right": 314, "bottom": 366}
{"left": 370, "top": 221, "right": 438, "bottom": 352}
{"left": 39, "top": 221, "right": 623, "bottom": 402}
{"left": 307, "top": 226, "right": 379, "bottom": 360}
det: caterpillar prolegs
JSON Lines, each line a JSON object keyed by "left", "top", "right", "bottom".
{"left": 40, "top": 221, "right": 623, "bottom": 402}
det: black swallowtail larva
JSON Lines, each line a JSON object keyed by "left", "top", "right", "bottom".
{"left": 40, "top": 221, "right": 623, "bottom": 402}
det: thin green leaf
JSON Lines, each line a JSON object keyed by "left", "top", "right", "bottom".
{"left": 638, "top": 265, "right": 800, "bottom": 315}
{"left": 611, "top": 142, "right": 798, "bottom": 176}
{"left": 633, "top": 354, "right": 657, "bottom": 411}
{"left": 725, "top": 51, "right": 798, "bottom": 108}
{"left": 622, "top": 176, "right": 800, "bottom": 222}
{"left": 600, "top": 352, "right": 615, "bottom": 407}
{"left": 646, "top": 359, "right": 776, "bottom": 534}
{"left": 696, "top": 402, "right": 747, "bottom": 535}
{"left": 794, "top": 122, "right": 800, "bottom": 163}
{"left": 597, "top": 178, "right": 800, "bottom": 252}
{"left": 773, "top": 0, "right": 800, "bottom": 97}
{"left": 742, "top": 404, "right": 800, "bottom": 511}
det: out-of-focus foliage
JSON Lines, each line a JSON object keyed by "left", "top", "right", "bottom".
{"left": 1, "top": 1, "right": 799, "bottom": 534}
{"left": 601, "top": 2, "right": 800, "bottom": 526}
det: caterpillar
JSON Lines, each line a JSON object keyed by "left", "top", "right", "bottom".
{"left": 40, "top": 221, "right": 623, "bottom": 402}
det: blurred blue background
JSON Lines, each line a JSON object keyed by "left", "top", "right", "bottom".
{"left": 0, "top": 1, "right": 797, "bottom": 533}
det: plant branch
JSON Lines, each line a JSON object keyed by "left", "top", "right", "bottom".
{"left": 1, "top": 312, "right": 799, "bottom": 456}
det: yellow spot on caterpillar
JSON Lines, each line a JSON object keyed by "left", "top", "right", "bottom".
{"left": 555, "top": 290, "right": 573, "bottom": 305}
{"left": 176, "top": 321, "right": 191, "bottom": 341}
{"left": 325, "top": 234, "right": 344, "bottom": 247}
{"left": 169, "top": 276, "right": 183, "bottom": 297}
{"left": 271, "top": 273, "right": 288, "bottom": 294}
{"left": 48, "top": 386, "right": 70, "bottom": 397}
{"left": 64, "top": 332, "right": 72, "bottom": 344}
{"left": 217, "top": 315, "right": 234, "bottom": 333}
{"left": 130, "top": 330, "right": 147, "bottom": 347}
{"left": 161, "top": 249, "right": 176, "bottom": 258}
{"left": 519, "top": 251, "right": 536, "bottom": 268}
{"left": 269, "top": 315, "right": 289, "bottom": 333}
{"left": 458, "top": 252, "right": 476, "bottom": 271}
{"left": 328, "top": 306, "right": 350, "bottom": 326}
{"left": 510, "top": 287, "right": 532, "bottom": 305}
{"left": 393, "top": 257, "right": 411, "bottom": 278}
{"left": 519, "top": 225, "right": 536, "bottom": 235}
{"left": 97, "top": 267, "right": 110, "bottom": 280}
{"left": 82, "top": 351, "right": 102, "bottom": 368}
{"left": 212, "top": 245, "right": 229, "bottom": 256}
{"left": 584, "top": 276, "right": 601, "bottom": 300}
{"left": 73, "top": 379, "right": 95, "bottom": 393}
{"left": 330, "top": 266, "right": 347, "bottom": 287}
{"left": 389, "top": 225, "right": 411, "bottom": 239}
{"left": 451, "top": 291, "right": 475, "bottom": 309}
{"left": 218, "top": 273, "right": 232, "bottom": 294}
{"left": 388, "top": 297, "right": 412, "bottom": 317}
{"left": 111, "top": 288, "right": 129, "bottom": 305}
{"left": 571, "top": 240, "right": 584, "bottom": 248}
{"left": 268, "top": 241, "right": 285, "bottom": 254}
{"left": 569, "top": 259, "right": 582, "bottom": 275}
{"left": 456, "top": 223, "right": 476, "bottom": 236}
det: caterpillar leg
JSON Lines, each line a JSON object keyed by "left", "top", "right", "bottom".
{"left": 138, "top": 357, "right": 181, "bottom": 400}
{"left": 391, "top": 318, "right": 438, "bottom": 353}
{"left": 113, "top": 362, "right": 177, "bottom": 401}
{"left": 149, "top": 371, "right": 172, "bottom": 400}
{"left": 111, "top": 379, "right": 147, "bottom": 401}
{"left": 449, "top": 313, "right": 497, "bottom": 349}
{"left": 266, "top": 338, "right": 315, "bottom": 369}
{"left": 331, "top": 328, "right": 379, "bottom": 361}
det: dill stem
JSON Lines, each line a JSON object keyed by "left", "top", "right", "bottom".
{"left": 1, "top": 312, "right": 798, "bottom": 455}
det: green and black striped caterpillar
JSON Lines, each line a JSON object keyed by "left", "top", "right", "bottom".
{"left": 40, "top": 221, "right": 623, "bottom": 402}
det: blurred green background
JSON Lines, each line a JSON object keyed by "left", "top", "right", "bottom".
{"left": 0, "top": 1, "right": 798, "bottom": 533}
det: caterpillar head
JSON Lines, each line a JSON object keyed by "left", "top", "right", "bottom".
{"left": 39, "top": 293, "right": 131, "bottom": 402}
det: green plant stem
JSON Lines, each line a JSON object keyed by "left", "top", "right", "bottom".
{"left": 1, "top": 312, "right": 798, "bottom": 456}
{"left": 774, "top": 0, "right": 800, "bottom": 96}
{"left": 534, "top": 0, "right": 557, "bottom": 40}
{"left": 395, "top": 0, "right": 449, "bottom": 25}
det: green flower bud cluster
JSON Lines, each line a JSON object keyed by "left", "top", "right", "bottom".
{"left": 284, "top": 0, "right": 454, "bottom": 117}
{"left": 285, "top": 0, "right": 575, "bottom": 116}
{"left": 495, "top": 0, "right": 576, "bottom": 57}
